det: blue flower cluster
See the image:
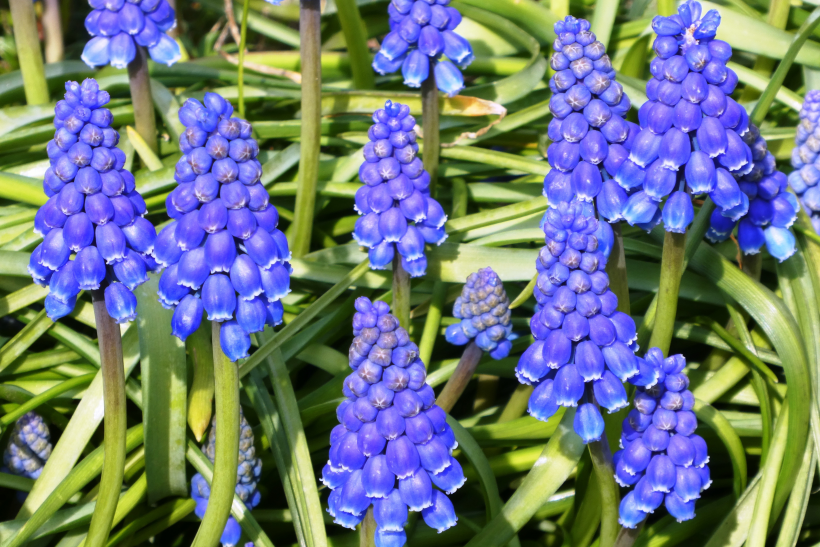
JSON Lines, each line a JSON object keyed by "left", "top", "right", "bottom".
{"left": 29, "top": 79, "right": 157, "bottom": 324}
{"left": 516, "top": 201, "right": 658, "bottom": 443}
{"left": 707, "top": 124, "right": 798, "bottom": 261}
{"left": 155, "top": 92, "right": 290, "bottom": 362}
{"left": 444, "top": 267, "right": 514, "bottom": 359}
{"left": 354, "top": 100, "right": 447, "bottom": 278}
{"left": 192, "top": 411, "right": 262, "bottom": 547}
{"left": 610, "top": 1, "right": 752, "bottom": 233}
{"left": 544, "top": 16, "right": 639, "bottom": 213}
{"left": 373, "top": 0, "right": 472, "bottom": 96}
{"left": 3, "top": 413, "right": 52, "bottom": 481}
{"left": 790, "top": 90, "right": 820, "bottom": 234}
{"left": 324, "top": 297, "right": 463, "bottom": 547}
{"left": 616, "top": 348, "right": 710, "bottom": 527}
{"left": 82, "top": 0, "right": 180, "bottom": 69}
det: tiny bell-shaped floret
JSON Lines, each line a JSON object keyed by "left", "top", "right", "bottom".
{"left": 3, "top": 413, "right": 52, "bottom": 490}
{"left": 445, "top": 267, "right": 515, "bottom": 359}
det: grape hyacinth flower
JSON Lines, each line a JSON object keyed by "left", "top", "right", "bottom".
{"left": 82, "top": 0, "right": 181, "bottom": 69}
{"left": 516, "top": 201, "right": 649, "bottom": 443}
{"left": 790, "top": 90, "right": 820, "bottom": 234}
{"left": 323, "top": 297, "right": 464, "bottom": 546}
{"left": 192, "top": 410, "right": 262, "bottom": 547}
{"left": 612, "top": 1, "right": 753, "bottom": 233}
{"left": 155, "top": 92, "right": 290, "bottom": 362}
{"left": 354, "top": 100, "right": 447, "bottom": 278}
{"left": 3, "top": 413, "right": 52, "bottom": 481}
{"left": 544, "top": 16, "right": 640, "bottom": 221}
{"left": 444, "top": 267, "right": 514, "bottom": 360}
{"left": 616, "top": 348, "right": 710, "bottom": 527}
{"left": 372, "top": 0, "right": 473, "bottom": 96}
{"left": 29, "top": 79, "right": 157, "bottom": 324}
{"left": 707, "top": 124, "right": 798, "bottom": 261}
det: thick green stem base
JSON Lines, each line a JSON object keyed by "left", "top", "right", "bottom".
{"left": 649, "top": 231, "right": 687, "bottom": 356}
{"left": 85, "top": 290, "right": 127, "bottom": 547}
{"left": 588, "top": 428, "right": 620, "bottom": 547}
{"left": 127, "top": 47, "right": 158, "bottom": 155}
{"left": 191, "top": 322, "right": 240, "bottom": 547}
{"left": 437, "top": 341, "right": 482, "bottom": 413}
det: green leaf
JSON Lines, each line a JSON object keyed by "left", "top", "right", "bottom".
{"left": 0, "top": 61, "right": 93, "bottom": 106}
{"left": 135, "top": 274, "right": 188, "bottom": 502}
{"left": 0, "top": 310, "right": 53, "bottom": 373}
{"left": 693, "top": 399, "right": 747, "bottom": 499}
{"left": 0, "top": 172, "right": 48, "bottom": 207}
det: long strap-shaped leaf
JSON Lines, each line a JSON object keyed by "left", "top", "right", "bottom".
{"left": 694, "top": 400, "right": 747, "bottom": 499}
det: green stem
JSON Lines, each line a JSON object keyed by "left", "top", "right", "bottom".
{"left": 360, "top": 508, "right": 376, "bottom": 547}
{"left": 613, "top": 522, "right": 643, "bottom": 547}
{"left": 392, "top": 254, "right": 411, "bottom": 329}
{"left": 9, "top": 0, "right": 49, "bottom": 105}
{"left": 436, "top": 341, "right": 482, "bottom": 413}
{"left": 191, "top": 322, "right": 240, "bottom": 547}
{"left": 237, "top": 0, "right": 251, "bottom": 118}
{"left": 127, "top": 47, "right": 158, "bottom": 155}
{"left": 588, "top": 419, "right": 619, "bottom": 547}
{"left": 422, "top": 63, "right": 440, "bottom": 198}
{"left": 290, "top": 0, "right": 323, "bottom": 258}
{"left": 418, "top": 281, "right": 447, "bottom": 366}
{"left": 85, "top": 291, "right": 127, "bottom": 547}
{"left": 605, "top": 222, "right": 630, "bottom": 314}
{"left": 42, "top": 0, "right": 64, "bottom": 63}
{"left": 335, "top": 0, "right": 375, "bottom": 89}
{"left": 648, "top": 231, "right": 686, "bottom": 356}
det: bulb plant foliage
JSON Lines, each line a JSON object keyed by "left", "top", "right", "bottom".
{"left": 516, "top": 201, "right": 659, "bottom": 443}
{"left": 82, "top": 0, "right": 181, "bottom": 69}
{"left": 373, "top": 0, "right": 473, "bottom": 96}
{"left": 29, "top": 78, "right": 157, "bottom": 323}
{"left": 324, "top": 297, "right": 464, "bottom": 547}
{"left": 354, "top": 100, "right": 448, "bottom": 277}
{"left": 616, "top": 349, "right": 710, "bottom": 527}
{"left": 444, "top": 267, "right": 515, "bottom": 359}
{"left": 191, "top": 411, "right": 262, "bottom": 547}
{"left": 154, "top": 92, "right": 290, "bottom": 362}
{"left": 790, "top": 90, "right": 820, "bottom": 233}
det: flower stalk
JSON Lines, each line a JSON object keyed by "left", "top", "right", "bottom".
{"left": 42, "top": 0, "right": 64, "bottom": 63}
{"left": 587, "top": 422, "right": 620, "bottom": 547}
{"left": 605, "top": 223, "right": 630, "bottom": 314}
{"left": 392, "top": 254, "right": 411, "bottom": 329}
{"left": 648, "top": 231, "right": 686, "bottom": 356}
{"left": 421, "top": 64, "right": 440, "bottom": 197}
{"left": 9, "top": 0, "right": 49, "bottom": 105}
{"left": 436, "top": 341, "right": 482, "bottom": 413}
{"left": 191, "top": 322, "right": 240, "bottom": 547}
{"left": 85, "top": 290, "right": 127, "bottom": 547}
{"left": 290, "top": 0, "right": 323, "bottom": 258}
{"left": 335, "top": 0, "right": 374, "bottom": 89}
{"left": 127, "top": 47, "right": 159, "bottom": 155}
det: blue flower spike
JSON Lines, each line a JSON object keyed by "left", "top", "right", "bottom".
{"left": 30, "top": 78, "right": 157, "bottom": 324}
{"left": 191, "top": 410, "right": 262, "bottom": 547}
{"left": 3, "top": 413, "right": 52, "bottom": 482}
{"left": 517, "top": 200, "right": 638, "bottom": 443}
{"left": 445, "top": 267, "right": 515, "bottom": 360}
{"left": 82, "top": 0, "right": 181, "bottom": 69}
{"left": 707, "top": 123, "right": 797, "bottom": 261}
{"left": 613, "top": 1, "right": 754, "bottom": 234}
{"left": 156, "top": 92, "right": 290, "bottom": 362}
{"left": 791, "top": 90, "right": 820, "bottom": 234}
{"left": 544, "top": 15, "right": 640, "bottom": 219}
{"left": 324, "top": 297, "right": 464, "bottom": 546}
{"left": 354, "top": 100, "right": 447, "bottom": 278}
{"left": 373, "top": 0, "right": 473, "bottom": 96}
{"left": 615, "top": 349, "right": 710, "bottom": 527}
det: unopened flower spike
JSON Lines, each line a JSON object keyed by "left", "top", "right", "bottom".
{"left": 192, "top": 409, "right": 262, "bottom": 547}
{"left": 373, "top": 0, "right": 473, "bottom": 96}
{"left": 29, "top": 78, "right": 157, "bottom": 324}
{"left": 790, "top": 90, "right": 820, "bottom": 234}
{"left": 82, "top": 0, "right": 181, "bottom": 69}
{"left": 611, "top": 1, "right": 753, "bottom": 233}
{"left": 616, "top": 348, "right": 710, "bottom": 527}
{"left": 544, "top": 15, "right": 641, "bottom": 231}
{"left": 156, "top": 91, "right": 291, "bottom": 362}
{"left": 3, "top": 413, "right": 52, "bottom": 484}
{"left": 517, "top": 200, "right": 641, "bottom": 443}
{"left": 707, "top": 123, "right": 798, "bottom": 262}
{"left": 354, "top": 100, "right": 447, "bottom": 278}
{"left": 324, "top": 297, "right": 464, "bottom": 546}
{"left": 445, "top": 267, "right": 515, "bottom": 360}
